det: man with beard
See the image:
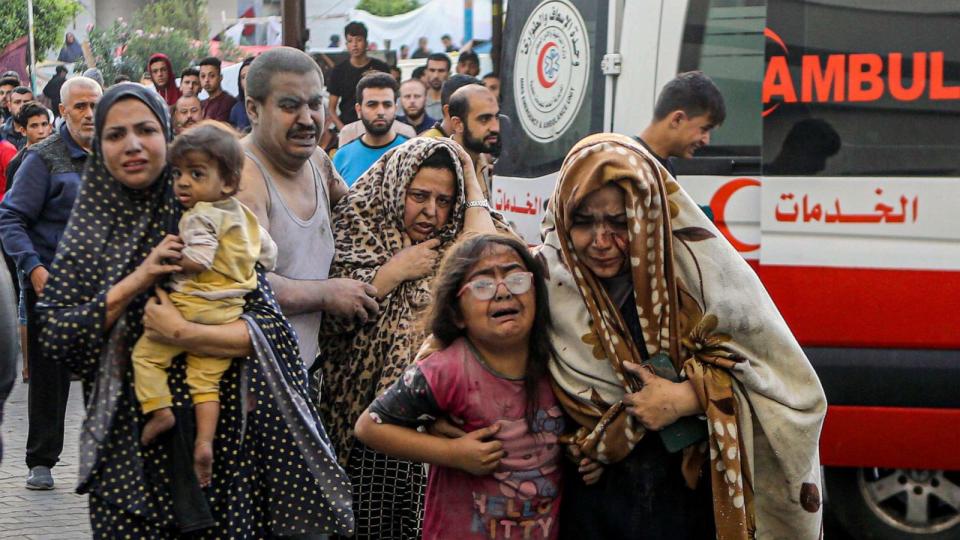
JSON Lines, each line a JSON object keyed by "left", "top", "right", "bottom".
{"left": 423, "top": 53, "right": 450, "bottom": 120}
{"left": 333, "top": 72, "right": 408, "bottom": 187}
{"left": 396, "top": 78, "right": 435, "bottom": 134}
{"left": 455, "top": 50, "right": 480, "bottom": 77}
{"left": 0, "top": 77, "right": 100, "bottom": 490}
{"left": 172, "top": 94, "right": 202, "bottom": 135}
{"left": 179, "top": 67, "right": 201, "bottom": 98}
{"left": 238, "top": 47, "right": 379, "bottom": 370}
{"left": 448, "top": 84, "right": 501, "bottom": 200}
{"left": 419, "top": 74, "right": 479, "bottom": 139}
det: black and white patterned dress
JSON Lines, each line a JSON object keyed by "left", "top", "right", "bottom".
{"left": 39, "top": 84, "right": 354, "bottom": 538}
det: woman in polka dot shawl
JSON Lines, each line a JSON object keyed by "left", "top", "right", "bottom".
{"left": 538, "top": 133, "right": 827, "bottom": 539}
{"left": 37, "top": 83, "right": 354, "bottom": 538}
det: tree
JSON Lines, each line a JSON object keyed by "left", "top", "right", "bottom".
{"left": 0, "top": 0, "right": 82, "bottom": 57}
{"left": 355, "top": 0, "right": 421, "bottom": 17}
{"left": 137, "top": 0, "right": 208, "bottom": 42}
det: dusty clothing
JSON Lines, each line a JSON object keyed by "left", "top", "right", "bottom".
{"left": 244, "top": 150, "right": 337, "bottom": 368}
{"left": 318, "top": 138, "right": 479, "bottom": 539}
{"left": 370, "top": 338, "right": 564, "bottom": 540}
{"left": 38, "top": 84, "right": 354, "bottom": 537}
{"left": 132, "top": 197, "right": 278, "bottom": 412}
{"left": 539, "top": 133, "right": 826, "bottom": 539}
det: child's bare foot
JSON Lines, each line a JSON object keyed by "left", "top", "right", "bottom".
{"left": 194, "top": 441, "right": 214, "bottom": 487}
{"left": 141, "top": 408, "right": 176, "bottom": 445}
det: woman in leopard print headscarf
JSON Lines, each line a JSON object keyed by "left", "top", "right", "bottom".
{"left": 318, "top": 136, "right": 503, "bottom": 539}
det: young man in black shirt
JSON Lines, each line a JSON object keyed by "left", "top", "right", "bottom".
{"left": 636, "top": 71, "right": 725, "bottom": 221}
{"left": 327, "top": 21, "right": 390, "bottom": 130}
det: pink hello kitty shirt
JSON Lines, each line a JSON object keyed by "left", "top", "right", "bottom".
{"left": 368, "top": 338, "right": 565, "bottom": 540}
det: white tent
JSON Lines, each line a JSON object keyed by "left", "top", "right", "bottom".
{"left": 306, "top": 0, "right": 492, "bottom": 54}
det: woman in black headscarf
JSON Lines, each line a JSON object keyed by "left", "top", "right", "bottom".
{"left": 39, "top": 83, "right": 354, "bottom": 538}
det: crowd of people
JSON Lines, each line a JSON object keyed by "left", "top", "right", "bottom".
{"left": 0, "top": 19, "right": 827, "bottom": 540}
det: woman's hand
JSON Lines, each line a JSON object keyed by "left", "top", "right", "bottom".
{"left": 453, "top": 145, "right": 484, "bottom": 201}
{"left": 141, "top": 286, "right": 189, "bottom": 345}
{"left": 130, "top": 234, "right": 183, "bottom": 295}
{"left": 622, "top": 361, "right": 703, "bottom": 431}
{"left": 393, "top": 237, "right": 441, "bottom": 282}
{"left": 566, "top": 443, "right": 604, "bottom": 485}
{"left": 445, "top": 423, "right": 505, "bottom": 476}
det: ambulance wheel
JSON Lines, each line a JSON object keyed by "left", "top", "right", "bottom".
{"left": 825, "top": 466, "right": 960, "bottom": 539}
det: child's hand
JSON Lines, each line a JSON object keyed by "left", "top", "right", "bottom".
{"left": 565, "top": 442, "right": 604, "bottom": 485}
{"left": 447, "top": 423, "right": 504, "bottom": 476}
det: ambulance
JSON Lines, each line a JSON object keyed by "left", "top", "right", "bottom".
{"left": 493, "top": 1, "right": 960, "bottom": 537}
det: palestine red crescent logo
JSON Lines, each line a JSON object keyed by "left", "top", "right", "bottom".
{"left": 514, "top": 0, "right": 590, "bottom": 143}
{"left": 537, "top": 41, "right": 560, "bottom": 88}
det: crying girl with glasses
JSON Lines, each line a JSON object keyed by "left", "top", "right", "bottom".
{"left": 355, "top": 233, "right": 603, "bottom": 539}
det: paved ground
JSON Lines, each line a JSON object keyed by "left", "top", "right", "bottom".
{"left": 0, "top": 356, "right": 90, "bottom": 540}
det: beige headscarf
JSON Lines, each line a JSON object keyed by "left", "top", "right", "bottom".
{"left": 538, "top": 133, "right": 827, "bottom": 539}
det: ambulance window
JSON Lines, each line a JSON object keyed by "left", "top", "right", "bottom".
{"left": 763, "top": 1, "right": 960, "bottom": 177}
{"left": 679, "top": 0, "right": 767, "bottom": 158}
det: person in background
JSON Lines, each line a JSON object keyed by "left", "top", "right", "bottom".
{"left": 147, "top": 53, "right": 181, "bottom": 107}
{"left": 139, "top": 72, "right": 153, "bottom": 87}
{"left": 389, "top": 66, "right": 402, "bottom": 84}
{"left": 327, "top": 21, "right": 390, "bottom": 130}
{"left": 42, "top": 66, "right": 67, "bottom": 119}
{"left": 0, "top": 76, "right": 101, "bottom": 491}
{"left": 199, "top": 56, "right": 236, "bottom": 122}
{"left": 179, "top": 67, "right": 200, "bottom": 98}
{"left": 329, "top": 34, "right": 341, "bottom": 48}
{"left": 0, "top": 76, "right": 19, "bottom": 122}
{"left": 447, "top": 84, "right": 500, "bottom": 200}
{"left": 334, "top": 73, "right": 408, "bottom": 187}
{"left": 173, "top": 95, "right": 203, "bottom": 136}
{"left": 455, "top": 50, "right": 480, "bottom": 77}
{"left": 441, "top": 34, "right": 458, "bottom": 53}
{"left": 399, "top": 44, "right": 410, "bottom": 60}
{"left": 57, "top": 32, "right": 84, "bottom": 63}
{"left": 397, "top": 78, "right": 435, "bottom": 134}
{"left": 82, "top": 68, "right": 105, "bottom": 90}
{"left": 420, "top": 74, "right": 480, "bottom": 139}
{"left": 112, "top": 74, "right": 131, "bottom": 86}
{"left": 412, "top": 65, "right": 426, "bottom": 83}
{"left": 2, "top": 87, "right": 34, "bottom": 150}
{"left": 411, "top": 36, "right": 430, "bottom": 59}
{"left": 5, "top": 102, "right": 52, "bottom": 188}
{"left": 229, "top": 56, "right": 255, "bottom": 133}
{"left": 0, "top": 140, "right": 15, "bottom": 197}
{"left": 481, "top": 72, "right": 500, "bottom": 100}
{"left": 636, "top": 71, "right": 725, "bottom": 221}
{"left": 423, "top": 53, "right": 450, "bottom": 120}
{"left": 238, "top": 46, "right": 379, "bottom": 371}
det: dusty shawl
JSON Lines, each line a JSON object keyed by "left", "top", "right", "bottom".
{"left": 539, "top": 133, "right": 826, "bottom": 539}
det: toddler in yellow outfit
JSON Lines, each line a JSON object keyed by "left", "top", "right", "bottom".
{"left": 132, "top": 122, "right": 276, "bottom": 487}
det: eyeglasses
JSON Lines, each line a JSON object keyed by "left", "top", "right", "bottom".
{"left": 458, "top": 272, "right": 534, "bottom": 300}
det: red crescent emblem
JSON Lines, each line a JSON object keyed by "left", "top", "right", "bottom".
{"left": 537, "top": 41, "right": 558, "bottom": 88}
{"left": 710, "top": 177, "right": 761, "bottom": 253}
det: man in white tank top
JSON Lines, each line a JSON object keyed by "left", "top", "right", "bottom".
{"left": 238, "top": 47, "right": 380, "bottom": 370}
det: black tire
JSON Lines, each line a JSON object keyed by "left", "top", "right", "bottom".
{"left": 825, "top": 466, "right": 960, "bottom": 540}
